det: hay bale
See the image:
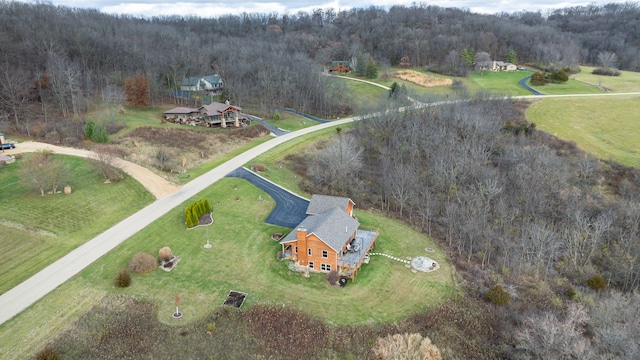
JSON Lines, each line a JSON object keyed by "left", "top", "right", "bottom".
{"left": 252, "top": 163, "right": 266, "bottom": 172}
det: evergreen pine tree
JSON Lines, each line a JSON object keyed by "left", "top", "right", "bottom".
{"left": 506, "top": 49, "right": 517, "bottom": 64}
{"left": 355, "top": 53, "right": 366, "bottom": 76}
{"left": 365, "top": 58, "right": 378, "bottom": 79}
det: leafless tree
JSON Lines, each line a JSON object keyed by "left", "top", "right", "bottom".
{"left": 19, "top": 150, "right": 69, "bottom": 196}
{"left": 597, "top": 51, "right": 618, "bottom": 69}
{"left": 89, "top": 144, "right": 124, "bottom": 183}
{"left": 0, "top": 63, "right": 30, "bottom": 134}
{"left": 514, "top": 304, "right": 593, "bottom": 359}
{"left": 308, "top": 132, "right": 363, "bottom": 195}
{"left": 590, "top": 291, "right": 640, "bottom": 359}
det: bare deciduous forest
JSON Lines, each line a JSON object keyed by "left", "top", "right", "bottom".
{"left": 2, "top": 1, "right": 640, "bottom": 359}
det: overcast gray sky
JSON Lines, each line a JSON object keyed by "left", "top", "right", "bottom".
{"left": 18, "top": 0, "right": 619, "bottom": 17}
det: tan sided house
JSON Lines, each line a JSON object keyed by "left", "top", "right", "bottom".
{"left": 279, "top": 195, "right": 378, "bottom": 280}
{"left": 163, "top": 101, "right": 242, "bottom": 128}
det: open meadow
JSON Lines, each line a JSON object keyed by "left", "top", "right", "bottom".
{"left": 0, "top": 155, "right": 153, "bottom": 295}
{"left": 527, "top": 96, "right": 640, "bottom": 167}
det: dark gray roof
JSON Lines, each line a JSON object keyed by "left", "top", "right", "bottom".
{"left": 306, "top": 194, "right": 353, "bottom": 216}
{"left": 280, "top": 207, "right": 360, "bottom": 253}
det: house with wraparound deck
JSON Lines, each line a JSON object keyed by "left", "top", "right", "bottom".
{"left": 279, "top": 194, "right": 378, "bottom": 281}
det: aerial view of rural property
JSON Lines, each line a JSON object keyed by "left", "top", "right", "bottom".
{"left": 1, "top": 0, "right": 640, "bottom": 359}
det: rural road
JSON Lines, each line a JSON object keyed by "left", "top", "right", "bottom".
{"left": 2, "top": 90, "right": 640, "bottom": 326}
{"left": 0, "top": 116, "right": 354, "bottom": 326}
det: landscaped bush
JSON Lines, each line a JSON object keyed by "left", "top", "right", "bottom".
{"left": 184, "top": 198, "right": 212, "bottom": 228}
{"left": 486, "top": 285, "right": 511, "bottom": 306}
{"left": 252, "top": 163, "right": 266, "bottom": 172}
{"left": 158, "top": 247, "right": 173, "bottom": 262}
{"left": 326, "top": 270, "right": 340, "bottom": 285}
{"left": 114, "top": 269, "right": 131, "bottom": 288}
{"left": 587, "top": 274, "right": 606, "bottom": 291}
{"left": 592, "top": 67, "right": 621, "bottom": 76}
{"left": 128, "top": 252, "right": 157, "bottom": 273}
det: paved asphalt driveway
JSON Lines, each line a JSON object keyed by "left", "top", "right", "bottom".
{"left": 226, "top": 167, "right": 308, "bottom": 228}
{"left": 243, "top": 114, "right": 289, "bottom": 136}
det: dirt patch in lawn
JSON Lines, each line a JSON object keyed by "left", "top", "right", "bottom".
{"left": 223, "top": 291, "right": 248, "bottom": 308}
{"left": 393, "top": 70, "right": 453, "bottom": 88}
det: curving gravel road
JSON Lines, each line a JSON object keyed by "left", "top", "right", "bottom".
{"left": 1, "top": 141, "right": 179, "bottom": 199}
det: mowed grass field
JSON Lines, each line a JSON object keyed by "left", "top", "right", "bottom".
{"left": 527, "top": 96, "right": 640, "bottom": 167}
{"left": 0, "top": 155, "right": 154, "bottom": 294}
{"left": 0, "top": 175, "right": 455, "bottom": 358}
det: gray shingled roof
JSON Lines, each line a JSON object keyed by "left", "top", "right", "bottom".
{"left": 181, "top": 76, "right": 201, "bottom": 86}
{"left": 280, "top": 207, "right": 359, "bottom": 253}
{"left": 306, "top": 194, "right": 353, "bottom": 216}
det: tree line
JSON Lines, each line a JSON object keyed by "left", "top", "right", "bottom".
{"left": 2, "top": 1, "right": 640, "bottom": 137}
{"left": 302, "top": 95, "right": 640, "bottom": 358}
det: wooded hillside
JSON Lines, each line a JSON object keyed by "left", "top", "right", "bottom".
{"left": 2, "top": 1, "right": 640, "bottom": 133}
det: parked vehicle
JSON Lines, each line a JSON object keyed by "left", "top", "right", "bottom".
{"left": 0, "top": 143, "right": 15, "bottom": 150}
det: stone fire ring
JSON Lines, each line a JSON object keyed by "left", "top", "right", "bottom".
{"left": 411, "top": 256, "right": 439, "bottom": 272}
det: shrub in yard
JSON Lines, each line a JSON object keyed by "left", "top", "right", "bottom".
{"left": 114, "top": 269, "right": 131, "bottom": 288}
{"left": 206, "top": 322, "right": 216, "bottom": 332}
{"left": 158, "top": 247, "right": 173, "bottom": 261}
{"left": 587, "top": 274, "right": 606, "bottom": 291}
{"left": 372, "top": 333, "right": 442, "bottom": 360}
{"left": 530, "top": 71, "right": 546, "bottom": 86}
{"left": 35, "top": 346, "right": 61, "bottom": 360}
{"left": 184, "top": 198, "right": 212, "bottom": 228}
{"left": 486, "top": 285, "right": 511, "bottom": 306}
{"left": 128, "top": 252, "right": 157, "bottom": 273}
{"left": 326, "top": 270, "right": 340, "bottom": 286}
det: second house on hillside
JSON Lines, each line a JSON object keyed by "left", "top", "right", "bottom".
{"left": 279, "top": 194, "right": 378, "bottom": 281}
{"left": 163, "top": 101, "right": 243, "bottom": 128}
{"left": 180, "top": 74, "right": 224, "bottom": 92}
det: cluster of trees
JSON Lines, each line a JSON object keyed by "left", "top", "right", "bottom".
{"left": 2, "top": 2, "right": 640, "bottom": 138}
{"left": 184, "top": 198, "right": 212, "bottom": 228}
{"left": 530, "top": 69, "right": 570, "bottom": 85}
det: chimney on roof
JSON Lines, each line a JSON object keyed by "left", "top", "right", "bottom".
{"left": 297, "top": 227, "right": 308, "bottom": 266}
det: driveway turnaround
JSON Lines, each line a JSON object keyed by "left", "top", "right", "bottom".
{"left": 226, "top": 167, "right": 309, "bottom": 228}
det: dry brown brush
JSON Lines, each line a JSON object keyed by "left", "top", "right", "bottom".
{"left": 392, "top": 70, "right": 453, "bottom": 88}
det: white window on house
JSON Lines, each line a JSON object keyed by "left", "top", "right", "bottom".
{"left": 294, "top": 246, "right": 298, "bottom": 254}
{"left": 321, "top": 263, "right": 331, "bottom": 271}
{"left": 322, "top": 250, "right": 328, "bottom": 258}
{"left": 308, "top": 248, "right": 312, "bottom": 256}
{"left": 309, "top": 261, "right": 314, "bottom": 269}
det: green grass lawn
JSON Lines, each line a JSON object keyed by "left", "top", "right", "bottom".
{"left": 527, "top": 96, "right": 640, "bottom": 167}
{"left": 263, "top": 112, "right": 324, "bottom": 132}
{"left": 0, "top": 155, "right": 154, "bottom": 294}
{"left": 528, "top": 78, "right": 603, "bottom": 95}
{"left": 469, "top": 70, "right": 533, "bottom": 96}
{"left": 572, "top": 66, "right": 640, "bottom": 92}
{"left": 0, "top": 176, "right": 455, "bottom": 358}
